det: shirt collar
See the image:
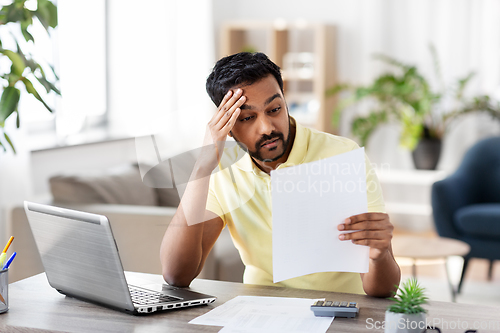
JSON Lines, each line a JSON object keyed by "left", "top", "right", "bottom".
{"left": 233, "top": 116, "right": 308, "bottom": 175}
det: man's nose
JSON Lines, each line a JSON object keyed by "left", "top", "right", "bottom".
{"left": 257, "top": 115, "right": 275, "bottom": 136}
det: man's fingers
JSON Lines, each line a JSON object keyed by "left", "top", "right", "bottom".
{"left": 221, "top": 108, "right": 241, "bottom": 134}
{"left": 216, "top": 89, "right": 242, "bottom": 115}
{"left": 339, "top": 230, "right": 389, "bottom": 241}
{"left": 351, "top": 239, "right": 388, "bottom": 248}
{"left": 218, "top": 90, "right": 233, "bottom": 111}
{"left": 211, "top": 89, "right": 239, "bottom": 126}
{"left": 346, "top": 213, "right": 388, "bottom": 224}
{"left": 214, "top": 95, "right": 245, "bottom": 130}
{"left": 338, "top": 220, "right": 386, "bottom": 231}
{"left": 211, "top": 90, "right": 234, "bottom": 123}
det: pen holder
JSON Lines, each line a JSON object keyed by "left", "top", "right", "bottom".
{"left": 0, "top": 268, "right": 8, "bottom": 313}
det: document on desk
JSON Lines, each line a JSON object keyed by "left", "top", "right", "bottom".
{"left": 189, "top": 296, "right": 333, "bottom": 333}
{"left": 271, "top": 147, "right": 370, "bottom": 283}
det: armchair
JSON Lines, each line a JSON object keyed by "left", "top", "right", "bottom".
{"left": 431, "top": 136, "right": 500, "bottom": 292}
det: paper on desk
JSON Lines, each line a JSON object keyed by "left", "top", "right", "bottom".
{"left": 271, "top": 148, "right": 369, "bottom": 283}
{"left": 189, "top": 296, "right": 333, "bottom": 333}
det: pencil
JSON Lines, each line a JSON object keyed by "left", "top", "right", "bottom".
{"left": 2, "top": 236, "right": 13, "bottom": 254}
{"left": 0, "top": 236, "right": 14, "bottom": 268}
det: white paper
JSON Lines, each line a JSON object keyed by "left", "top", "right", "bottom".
{"left": 271, "top": 148, "right": 369, "bottom": 283}
{"left": 189, "top": 296, "right": 333, "bottom": 333}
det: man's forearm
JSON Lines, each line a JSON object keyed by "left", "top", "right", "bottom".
{"left": 161, "top": 203, "right": 205, "bottom": 286}
{"left": 361, "top": 246, "right": 401, "bottom": 297}
{"left": 160, "top": 165, "right": 213, "bottom": 286}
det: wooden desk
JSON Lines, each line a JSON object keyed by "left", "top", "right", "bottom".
{"left": 1, "top": 272, "right": 499, "bottom": 333}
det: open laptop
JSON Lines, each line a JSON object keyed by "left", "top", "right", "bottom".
{"left": 24, "top": 201, "right": 216, "bottom": 315}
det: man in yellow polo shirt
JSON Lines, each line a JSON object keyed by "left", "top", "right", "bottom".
{"left": 160, "top": 52, "right": 400, "bottom": 297}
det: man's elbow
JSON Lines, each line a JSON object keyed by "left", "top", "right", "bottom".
{"left": 162, "top": 268, "right": 194, "bottom": 288}
{"left": 365, "top": 289, "right": 394, "bottom": 298}
{"left": 364, "top": 281, "right": 400, "bottom": 298}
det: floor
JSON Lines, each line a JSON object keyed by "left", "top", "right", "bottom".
{"left": 393, "top": 228, "right": 500, "bottom": 306}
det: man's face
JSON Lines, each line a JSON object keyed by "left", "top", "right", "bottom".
{"left": 229, "top": 75, "right": 291, "bottom": 163}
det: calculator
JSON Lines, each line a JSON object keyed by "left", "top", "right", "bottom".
{"left": 310, "top": 300, "right": 359, "bottom": 318}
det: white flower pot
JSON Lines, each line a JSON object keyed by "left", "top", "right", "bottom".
{"left": 384, "top": 310, "right": 426, "bottom": 333}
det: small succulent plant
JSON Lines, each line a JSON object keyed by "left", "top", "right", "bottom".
{"left": 387, "top": 278, "right": 428, "bottom": 314}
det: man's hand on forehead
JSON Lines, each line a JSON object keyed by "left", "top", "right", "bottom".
{"left": 199, "top": 88, "right": 246, "bottom": 170}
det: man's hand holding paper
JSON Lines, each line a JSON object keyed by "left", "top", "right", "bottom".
{"left": 338, "top": 212, "right": 394, "bottom": 261}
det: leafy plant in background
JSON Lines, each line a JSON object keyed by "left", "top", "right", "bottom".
{"left": 387, "top": 278, "right": 428, "bottom": 314}
{"left": 0, "top": 0, "right": 59, "bottom": 153}
{"left": 327, "top": 45, "right": 500, "bottom": 150}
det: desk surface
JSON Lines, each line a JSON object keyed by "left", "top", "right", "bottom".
{"left": 1, "top": 272, "right": 499, "bottom": 333}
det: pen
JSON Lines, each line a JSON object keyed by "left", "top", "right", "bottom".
{"left": 0, "top": 236, "right": 14, "bottom": 268}
{"left": 2, "top": 252, "right": 16, "bottom": 270}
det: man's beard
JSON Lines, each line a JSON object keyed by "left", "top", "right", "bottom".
{"left": 232, "top": 118, "right": 291, "bottom": 163}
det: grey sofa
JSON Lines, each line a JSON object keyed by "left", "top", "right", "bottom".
{"left": 5, "top": 163, "right": 244, "bottom": 283}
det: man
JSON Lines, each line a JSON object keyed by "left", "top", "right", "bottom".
{"left": 160, "top": 52, "right": 400, "bottom": 297}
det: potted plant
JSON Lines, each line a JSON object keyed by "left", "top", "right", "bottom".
{"left": 0, "top": 0, "right": 59, "bottom": 154}
{"left": 385, "top": 278, "right": 428, "bottom": 333}
{"left": 327, "top": 45, "right": 500, "bottom": 170}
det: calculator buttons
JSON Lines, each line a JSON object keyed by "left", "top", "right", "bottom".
{"left": 311, "top": 300, "right": 359, "bottom": 318}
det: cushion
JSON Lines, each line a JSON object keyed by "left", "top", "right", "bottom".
{"left": 50, "top": 164, "right": 159, "bottom": 206}
{"left": 454, "top": 203, "right": 500, "bottom": 239}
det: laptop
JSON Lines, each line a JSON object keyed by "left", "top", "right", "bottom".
{"left": 24, "top": 201, "right": 216, "bottom": 315}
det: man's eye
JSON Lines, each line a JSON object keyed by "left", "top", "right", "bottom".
{"left": 269, "top": 106, "right": 281, "bottom": 113}
{"left": 240, "top": 116, "right": 253, "bottom": 122}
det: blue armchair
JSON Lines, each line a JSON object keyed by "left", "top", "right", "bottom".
{"left": 432, "top": 136, "right": 500, "bottom": 292}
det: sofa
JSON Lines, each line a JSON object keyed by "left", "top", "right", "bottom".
{"left": 5, "top": 163, "right": 244, "bottom": 283}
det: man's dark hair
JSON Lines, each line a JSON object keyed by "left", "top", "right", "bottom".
{"left": 206, "top": 52, "right": 284, "bottom": 107}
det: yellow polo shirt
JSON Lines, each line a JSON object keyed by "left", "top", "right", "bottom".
{"left": 206, "top": 118, "right": 385, "bottom": 294}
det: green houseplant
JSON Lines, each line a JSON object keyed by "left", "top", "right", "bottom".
{"left": 0, "top": 0, "right": 59, "bottom": 154}
{"left": 385, "top": 278, "right": 428, "bottom": 333}
{"left": 327, "top": 46, "right": 500, "bottom": 169}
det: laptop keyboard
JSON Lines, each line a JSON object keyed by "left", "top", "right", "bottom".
{"left": 129, "top": 285, "right": 181, "bottom": 305}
